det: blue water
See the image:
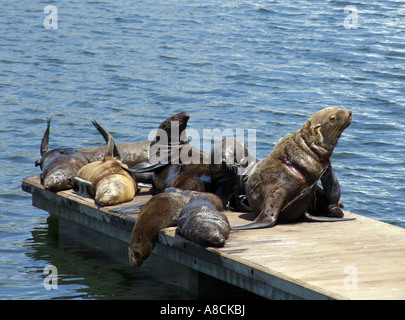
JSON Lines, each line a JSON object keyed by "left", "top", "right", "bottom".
{"left": 1, "top": 0, "right": 404, "bottom": 299}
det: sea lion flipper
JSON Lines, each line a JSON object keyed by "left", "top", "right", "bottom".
{"left": 232, "top": 198, "right": 281, "bottom": 230}
{"left": 91, "top": 120, "right": 121, "bottom": 160}
{"left": 41, "top": 117, "right": 52, "bottom": 156}
{"left": 126, "top": 160, "right": 169, "bottom": 174}
{"left": 320, "top": 163, "right": 341, "bottom": 205}
{"left": 303, "top": 212, "right": 356, "bottom": 222}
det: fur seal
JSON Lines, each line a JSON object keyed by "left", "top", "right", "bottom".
{"left": 75, "top": 121, "right": 137, "bottom": 206}
{"left": 128, "top": 188, "right": 223, "bottom": 267}
{"left": 126, "top": 111, "right": 211, "bottom": 193}
{"left": 177, "top": 194, "right": 230, "bottom": 247}
{"left": 35, "top": 117, "right": 89, "bottom": 191}
{"left": 209, "top": 137, "right": 257, "bottom": 211}
{"left": 233, "top": 107, "right": 354, "bottom": 230}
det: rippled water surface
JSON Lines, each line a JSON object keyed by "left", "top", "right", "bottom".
{"left": 1, "top": 0, "right": 404, "bottom": 299}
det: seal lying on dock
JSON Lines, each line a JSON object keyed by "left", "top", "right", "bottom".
{"left": 128, "top": 188, "right": 223, "bottom": 267}
{"left": 75, "top": 121, "right": 137, "bottom": 206}
{"left": 233, "top": 107, "right": 354, "bottom": 230}
{"left": 177, "top": 194, "right": 230, "bottom": 247}
{"left": 35, "top": 117, "right": 89, "bottom": 191}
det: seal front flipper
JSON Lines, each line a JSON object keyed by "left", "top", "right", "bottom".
{"left": 231, "top": 198, "right": 281, "bottom": 230}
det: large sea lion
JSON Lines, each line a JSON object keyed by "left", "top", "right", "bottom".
{"left": 128, "top": 188, "right": 223, "bottom": 267}
{"left": 35, "top": 117, "right": 89, "bottom": 191}
{"left": 177, "top": 194, "right": 230, "bottom": 247}
{"left": 75, "top": 121, "right": 137, "bottom": 206}
{"left": 233, "top": 107, "right": 354, "bottom": 230}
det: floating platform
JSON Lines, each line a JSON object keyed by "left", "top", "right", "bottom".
{"left": 22, "top": 175, "right": 405, "bottom": 300}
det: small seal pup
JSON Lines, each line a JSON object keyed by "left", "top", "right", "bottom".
{"left": 177, "top": 194, "right": 230, "bottom": 247}
{"left": 233, "top": 107, "right": 353, "bottom": 230}
{"left": 75, "top": 121, "right": 137, "bottom": 206}
{"left": 128, "top": 188, "right": 223, "bottom": 267}
{"left": 35, "top": 117, "right": 89, "bottom": 191}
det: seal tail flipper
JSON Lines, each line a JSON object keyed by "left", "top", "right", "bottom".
{"left": 35, "top": 117, "right": 52, "bottom": 168}
{"left": 303, "top": 212, "right": 356, "bottom": 222}
{"left": 91, "top": 120, "right": 121, "bottom": 160}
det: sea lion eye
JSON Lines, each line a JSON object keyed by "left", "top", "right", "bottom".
{"left": 330, "top": 116, "right": 336, "bottom": 121}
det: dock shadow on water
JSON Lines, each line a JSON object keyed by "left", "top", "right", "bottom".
{"left": 27, "top": 213, "right": 260, "bottom": 299}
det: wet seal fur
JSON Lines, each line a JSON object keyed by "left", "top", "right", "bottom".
{"left": 177, "top": 194, "right": 230, "bottom": 247}
{"left": 233, "top": 107, "right": 354, "bottom": 230}
{"left": 35, "top": 117, "right": 89, "bottom": 191}
{"left": 75, "top": 121, "right": 137, "bottom": 206}
{"left": 128, "top": 188, "right": 223, "bottom": 267}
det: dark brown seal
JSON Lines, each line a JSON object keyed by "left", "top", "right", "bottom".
{"left": 75, "top": 121, "right": 137, "bottom": 206}
{"left": 127, "top": 111, "right": 211, "bottom": 193}
{"left": 35, "top": 117, "right": 89, "bottom": 191}
{"left": 233, "top": 107, "right": 353, "bottom": 230}
{"left": 177, "top": 194, "right": 230, "bottom": 247}
{"left": 209, "top": 137, "right": 257, "bottom": 211}
{"left": 128, "top": 188, "right": 223, "bottom": 267}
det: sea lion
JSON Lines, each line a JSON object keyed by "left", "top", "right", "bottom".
{"left": 35, "top": 117, "right": 89, "bottom": 191}
{"left": 126, "top": 111, "right": 211, "bottom": 193}
{"left": 150, "top": 111, "right": 190, "bottom": 150}
{"left": 209, "top": 137, "right": 257, "bottom": 211}
{"left": 75, "top": 121, "right": 137, "bottom": 206}
{"left": 233, "top": 107, "right": 354, "bottom": 230}
{"left": 128, "top": 188, "right": 223, "bottom": 267}
{"left": 177, "top": 194, "right": 230, "bottom": 247}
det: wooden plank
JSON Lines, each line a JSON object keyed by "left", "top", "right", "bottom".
{"left": 22, "top": 175, "right": 405, "bottom": 300}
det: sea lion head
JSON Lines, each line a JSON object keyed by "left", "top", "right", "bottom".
{"left": 42, "top": 151, "right": 89, "bottom": 191}
{"left": 152, "top": 111, "right": 190, "bottom": 147}
{"left": 301, "top": 107, "right": 353, "bottom": 157}
{"left": 95, "top": 175, "right": 135, "bottom": 206}
{"left": 128, "top": 239, "right": 152, "bottom": 268}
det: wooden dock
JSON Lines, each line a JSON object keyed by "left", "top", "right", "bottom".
{"left": 22, "top": 175, "right": 405, "bottom": 300}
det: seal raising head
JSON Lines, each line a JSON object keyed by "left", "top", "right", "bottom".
{"left": 234, "top": 107, "right": 353, "bottom": 230}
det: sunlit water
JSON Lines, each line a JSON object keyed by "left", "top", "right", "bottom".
{"left": 1, "top": 0, "right": 404, "bottom": 299}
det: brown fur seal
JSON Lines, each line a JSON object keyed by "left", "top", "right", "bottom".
{"left": 233, "top": 107, "right": 353, "bottom": 230}
{"left": 177, "top": 194, "right": 230, "bottom": 247}
{"left": 75, "top": 121, "right": 137, "bottom": 206}
{"left": 35, "top": 117, "right": 89, "bottom": 191}
{"left": 77, "top": 141, "right": 151, "bottom": 168}
{"left": 128, "top": 188, "right": 223, "bottom": 267}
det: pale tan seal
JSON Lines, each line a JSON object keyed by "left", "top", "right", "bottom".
{"left": 75, "top": 121, "right": 137, "bottom": 206}
{"left": 233, "top": 107, "right": 353, "bottom": 230}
